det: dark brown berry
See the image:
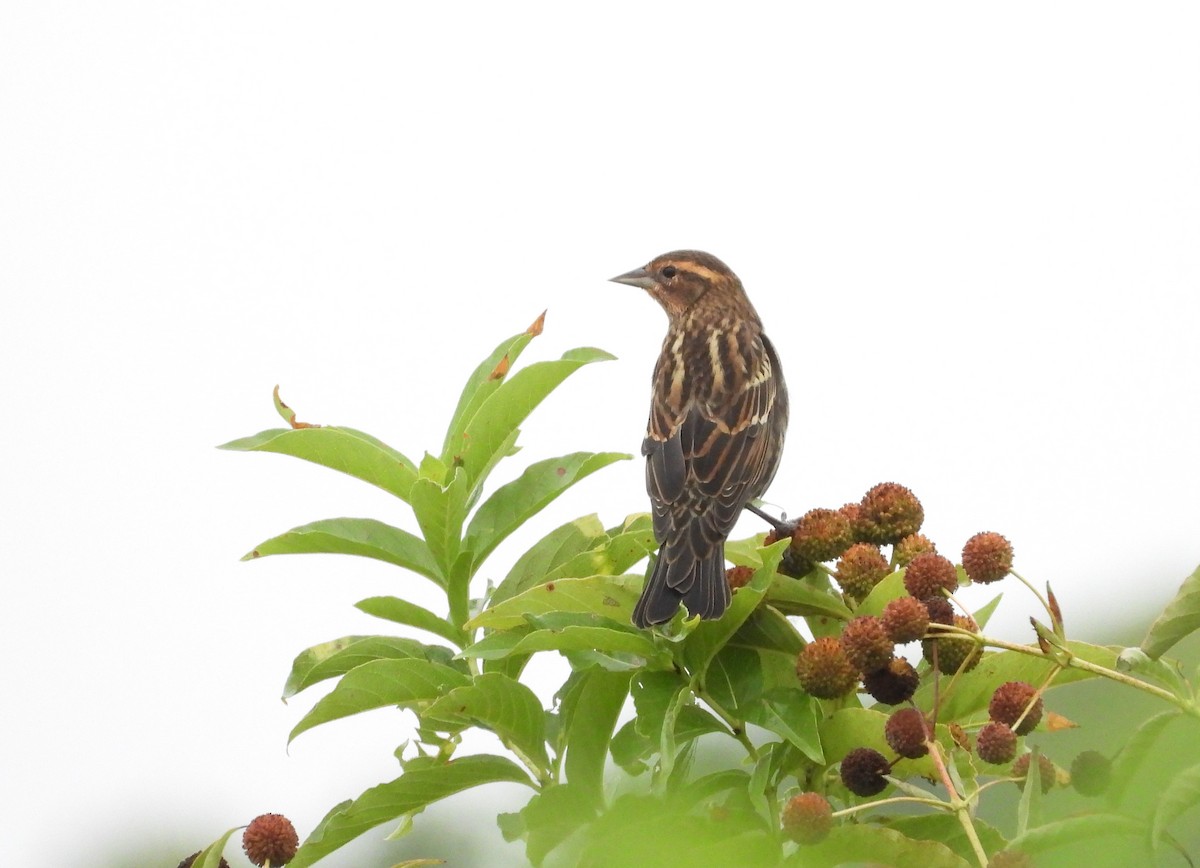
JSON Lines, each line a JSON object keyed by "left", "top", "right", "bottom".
{"left": 1070, "top": 750, "right": 1111, "bottom": 796}
{"left": 857, "top": 483, "right": 924, "bottom": 545}
{"left": 884, "top": 707, "right": 929, "bottom": 759}
{"left": 781, "top": 792, "right": 834, "bottom": 844}
{"left": 839, "top": 615, "right": 894, "bottom": 673}
{"left": 835, "top": 542, "right": 890, "bottom": 600}
{"left": 726, "top": 565, "right": 754, "bottom": 590}
{"left": 243, "top": 813, "right": 299, "bottom": 867}
{"left": 922, "top": 596, "right": 955, "bottom": 626}
{"left": 962, "top": 532, "right": 1014, "bottom": 584}
{"left": 862, "top": 657, "right": 921, "bottom": 705}
{"left": 840, "top": 747, "right": 891, "bottom": 797}
{"left": 790, "top": 507, "right": 855, "bottom": 563}
{"left": 903, "top": 552, "right": 958, "bottom": 599}
{"left": 976, "top": 721, "right": 1018, "bottom": 765}
{"left": 177, "top": 855, "right": 231, "bottom": 868}
{"left": 989, "top": 681, "right": 1043, "bottom": 735}
{"left": 1012, "top": 752, "right": 1055, "bottom": 793}
{"left": 894, "top": 533, "right": 937, "bottom": 568}
{"left": 881, "top": 596, "right": 930, "bottom": 643}
{"left": 922, "top": 615, "right": 981, "bottom": 673}
{"left": 796, "top": 636, "right": 860, "bottom": 699}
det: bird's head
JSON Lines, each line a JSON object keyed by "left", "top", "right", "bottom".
{"left": 610, "top": 250, "right": 741, "bottom": 319}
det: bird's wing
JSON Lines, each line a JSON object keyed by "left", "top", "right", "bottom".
{"left": 643, "top": 335, "right": 782, "bottom": 558}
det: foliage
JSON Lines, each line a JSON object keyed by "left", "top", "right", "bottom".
{"left": 193, "top": 316, "right": 1200, "bottom": 867}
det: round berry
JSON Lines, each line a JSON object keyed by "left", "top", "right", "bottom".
{"left": 726, "top": 565, "right": 754, "bottom": 590}
{"left": 976, "top": 721, "right": 1018, "bottom": 765}
{"left": 881, "top": 596, "right": 930, "bottom": 643}
{"left": 862, "top": 657, "right": 921, "bottom": 705}
{"left": 781, "top": 792, "right": 834, "bottom": 844}
{"left": 922, "top": 596, "right": 955, "bottom": 626}
{"left": 835, "top": 543, "right": 890, "bottom": 600}
{"left": 884, "top": 707, "right": 929, "bottom": 759}
{"left": 796, "top": 637, "right": 860, "bottom": 699}
{"left": 839, "top": 615, "right": 894, "bottom": 673}
{"left": 791, "top": 508, "right": 855, "bottom": 564}
{"left": 894, "top": 533, "right": 937, "bottom": 568}
{"left": 922, "top": 615, "right": 981, "bottom": 673}
{"left": 243, "top": 813, "right": 299, "bottom": 867}
{"left": 1070, "top": 750, "right": 1112, "bottom": 797}
{"left": 840, "top": 747, "right": 891, "bottom": 797}
{"left": 903, "top": 552, "right": 958, "bottom": 599}
{"left": 988, "top": 681, "right": 1043, "bottom": 735}
{"left": 1012, "top": 753, "right": 1055, "bottom": 793}
{"left": 962, "top": 531, "right": 1013, "bottom": 584}
{"left": 857, "top": 483, "right": 924, "bottom": 545}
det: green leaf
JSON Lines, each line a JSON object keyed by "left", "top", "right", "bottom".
{"left": 283, "top": 635, "right": 458, "bottom": 699}
{"left": 464, "top": 452, "right": 631, "bottom": 567}
{"left": 440, "top": 315, "right": 544, "bottom": 461}
{"left": 219, "top": 426, "right": 418, "bottom": 502}
{"left": 355, "top": 596, "right": 464, "bottom": 646}
{"left": 744, "top": 688, "right": 823, "bottom": 764}
{"left": 409, "top": 468, "right": 470, "bottom": 578}
{"left": 681, "top": 539, "right": 788, "bottom": 675}
{"left": 632, "top": 671, "right": 690, "bottom": 741}
{"left": 424, "top": 673, "right": 552, "bottom": 778}
{"left": 763, "top": 573, "right": 853, "bottom": 620}
{"left": 703, "top": 645, "right": 764, "bottom": 716}
{"left": 1115, "top": 647, "right": 1192, "bottom": 699}
{"left": 888, "top": 815, "right": 1006, "bottom": 866}
{"left": 818, "top": 707, "right": 946, "bottom": 782}
{"left": 729, "top": 604, "right": 806, "bottom": 657}
{"left": 459, "top": 620, "right": 662, "bottom": 663}
{"left": 288, "top": 754, "right": 534, "bottom": 868}
{"left": 1009, "top": 812, "right": 1148, "bottom": 856}
{"left": 488, "top": 515, "right": 607, "bottom": 608}
{"left": 1107, "top": 709, "right": 1183, "bottom": 809}
{"left": 782, "top": 823, "right": 969, "bottom": 867}
{"left": 1142, "top": 563, "right": 1200, "bottom": 659}
{"left": 468, "top": 574, "right": 644, "bottom": 631}
{"left": 856, "top": 568, "right": 907, "bottom": 617}
{"left": 456, "top": 347, "right": 616, "bottom": 493}
{"left": 916, "top": 641, "right": 1119, "bottom": 724}
{"left": 559, "top": 669, "right": 632, "bottom": 802}
{"left": 190, "top": 827, "right": 240, "bottom": 868}
{"left": 500, "top": 782, "right": 595, "bottom": 866}
{"left": 289, "top": 658, "right": 469, "bottom": 742}
{"left": 243, "top": 517, "right": 441, "bottom": 585}
{"left": 1151, "top": 759, "right": 1200, "bottom": 846}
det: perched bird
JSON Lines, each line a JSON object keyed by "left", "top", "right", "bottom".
{"left": 611, "top": 251, "right": 789, "bottom": 627}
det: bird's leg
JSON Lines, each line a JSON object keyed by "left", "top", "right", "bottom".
{"left": 744, "top": 502, "right": 790, "bottom": 534}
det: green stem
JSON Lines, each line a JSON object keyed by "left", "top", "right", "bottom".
{"left": 956, "top": 807, "right": 990, "bottom": 868}
{"left": 831, "top": 795, "right": 949, "bottom": 818}
{"left": 1011, "top": 570, "right": 1055, "bottom": 625}
{"left": 697, "top": 685, "right": 759, "bottom": 760}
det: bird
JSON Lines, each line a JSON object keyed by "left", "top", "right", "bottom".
{"left": 611, "top": 251, "right": 789, "bottom": 627}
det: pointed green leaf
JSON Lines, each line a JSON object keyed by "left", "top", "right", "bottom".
{"left": 440, "top": 316, "right": 544, "bottom": 461}
{"left": 1151, "top": 760, "right": 1200, "bottom": 845}
{"left": 781, "top": 824, "right": 969, "bottom": 868}
{"left": 500, "top": 782, "right": 596, "bottom": 866}
{"left": 745, "top": 689, "right": 823, "bottom": 764}
{"left": 289, "top": 657, "right": 469, "bottom": 742}
{"left": 1142, "top": 564, "right": 1200, "bottom": 659}
{"left": 459, "top": 621, "right": 661, "bottom": 662}
{"left": 219, "top": 426, "right": 418, "bottom": 502}
{"left": 682, "top": 539, "right": 788, "bottom": 675}
{"left": 1108, "top": 709, "right": 1183, "bottom": 809}
{"left": 288, "top": 755, "right": 534, "bottom": 868}
{"left": 888, "top": 814, "right": 1006, "bottom": 866}
{"left": 489, "top": 515, "right": 607, "bottom": 607}
{"left": 409, "top": 468, "right": 470, "bottom": 577}
{"left": 763, "top": 574, "right": 853, "bottom": 621}
{"left": 468, "top": 574, "right": 644, "bottom": 631}
{"left": 190, "top": 827, "right": 241, "bottom": 868}
{"left": 1009, "top": 812, "right": 1148, "bottom": 857}
{"left": 243, "top": 517, "right": 441, "bottom": 585}
{"left": 559, "top": 669, "right": 632, "bottom": 801}
{"left": 424, "top": 673, "right": 552, "bottom": 777}
{"left": 464, "top": 452, "right": 630, "bottom": 567}
{"left": 283, "top": 635, "right": 458, "bottom": 699}
{"left": 355, "top": 596, "right": 464, "bottom": 646}
{"left": 457, "top": 347, "right": 616, "bottom": 491}
{"left": 703, "top": 645, "right": 763, "bottom": 716}
{"left": 856, "top": 568, "right": 908, "bottom": 617}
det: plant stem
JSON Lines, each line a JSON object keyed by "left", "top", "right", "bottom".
{"left": 831, "top": 795, "right": 949, "bottom": 818}
{"left": 956, "top": 807, "right": 990, "bottom": 868}
{"left": 1011, "top": 570, "right": 1055, "bottom": 625}
{"left": 697, "top": 687, "right": 759, "bottom": 760}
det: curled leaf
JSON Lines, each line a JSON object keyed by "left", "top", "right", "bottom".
{"left": 273, "top": 385, "right": 320, "bottom": 429}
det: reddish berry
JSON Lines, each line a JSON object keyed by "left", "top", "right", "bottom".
{"left": 894, "top": 533, "right": 937, "bottom": 567}
{"left": 243, "top": 813, "right": 299, "bottom": 867}
{"left": 989, "top": 681, "right": 1043, "bottom": 735}
{"left": 862, "top": 657, "right": 920, "bottom": 705}
{"left": 796, "top": 637, "right": 860, "bottom": 699}
{"left": 839, "top": 615, "right": 894, "bottom": 673}
{"left": 903, "top": 552, "right": 958, "bottom": 599}
{"left": 1012, "top": 752, "right": 1056, "bottom": 793}
{"left": 835, "top": 542, "right": 890, "bottom": 600}
{"left": 791, "top": 507, "right": 855, "bottom": 563}
{"left": 884, "top": 707, "right": 929, "bottom": 759}
{"left": 962, "top": 532, "right": 1013, "bottom": 584}
{"left": 726, "top": 565, "right": 754, "bottom": 590}
{"left": 922, "top": 596, "right": 955, "bottom": 626}
{"left": 840, "top": 747, "right": 891, "bottom": 797}
{"left": 781, "top": 792, "right": 834, "bottom": 844}
{"left": 881, "top": 596, "right": 930, "bottom": 643}
{"left": 976, "top": 722, "right": 1018, "bottom": 765}
{"left": 857, "top": 483, "right": 924, "bottom": 545}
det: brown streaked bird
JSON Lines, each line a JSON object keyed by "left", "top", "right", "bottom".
{"left": 612, "top": 251, "right": 789, "bottom": 627}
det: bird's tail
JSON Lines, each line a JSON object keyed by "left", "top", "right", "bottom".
{"left": 633, "top": 544, "right": 730, "bottom": 628}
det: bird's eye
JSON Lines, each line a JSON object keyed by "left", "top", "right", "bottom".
{"left": 661, "top": 265, "right": 677, "bottom": 279}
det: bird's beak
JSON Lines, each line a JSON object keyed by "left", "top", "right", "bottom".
{"left": 609, "top": 266, "right": 656, "bottom": 290}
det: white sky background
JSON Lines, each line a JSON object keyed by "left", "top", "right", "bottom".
{"left": 3, "top": 3, "right": 1199, "bottom": 865}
